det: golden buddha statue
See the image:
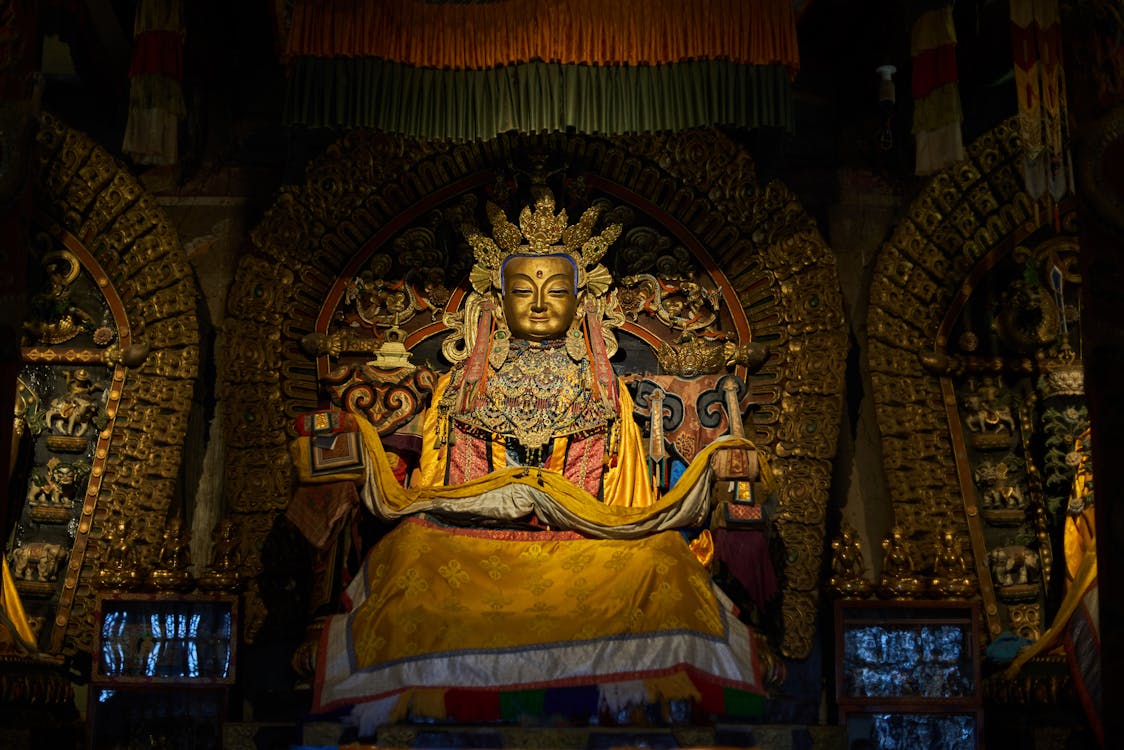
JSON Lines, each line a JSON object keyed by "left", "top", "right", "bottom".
{"left": 827, "top": 522, "right": 872, "bottom": 599}
{"left": 929, "top": 520, "right": 973, "bottom": 599}
{"left": 309, "top": 189, "right": 765, "bottom": 724}
{"left": 96, "top": 519, "right": 143, "bottom": 591}
{"left": 147, "top": 516, "right": 195, "bottom": 592}
{"left": 877, "top": 525, "right": 924, "bottom": 598}
{"left": 197, "top": 519, "right": 242, "bottom": 592}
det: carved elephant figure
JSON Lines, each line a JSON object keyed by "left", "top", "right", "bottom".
{"left": 982, "top": 483, "right": 1026, "bottom": 509}
{"left": 989, "top": 545, "right": 1039, "bottom": 587}
{"left": 43, "top": 395, "right": 99, "bottom": 437}
{"left": 9, "top": 542, "right": 67, "bottom": 582}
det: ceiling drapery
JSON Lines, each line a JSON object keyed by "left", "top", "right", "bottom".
{"left": 282, "top": 0, "right": 800, "bottom": 139}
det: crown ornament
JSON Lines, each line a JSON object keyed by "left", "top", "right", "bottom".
{"left": 462, "top": 189, "right": 620, "bottom": 298}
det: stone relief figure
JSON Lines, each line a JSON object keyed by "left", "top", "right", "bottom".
{"left": 304, "top": 189, "right": 765, "bottom": 722}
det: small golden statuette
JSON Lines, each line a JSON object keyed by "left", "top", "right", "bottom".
{"left": 197, "top": 519, "right": 242, "bottom": 592}
{"left": 826, "top": 523, "right": 872, "bottom": 599}
{"left": 929, "top": 520, "right": 974, "bottom": 599}
{"left": 877, "top": 526, "right": 924, "bottom": 598}
{"left": 147, "top": 517, "right": 195, "bottom": 592}
{"left": 96, "top": 519, "right": 143, "bottom": 591}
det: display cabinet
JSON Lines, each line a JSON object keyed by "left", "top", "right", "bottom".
{"left": 834, "top": 599, "right": 982, "bottom": 750}
{"left": 87, "top": 593, "right": 238, "bottom": 750}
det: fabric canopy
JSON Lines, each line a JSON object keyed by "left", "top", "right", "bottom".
{"left": 281, "top": 0, "right": 799, "bottom": 138}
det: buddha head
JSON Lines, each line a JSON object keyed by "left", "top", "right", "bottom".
{"left": 500, "top": 253, "right": 580, "bottom": 341}
{"left": 449, "top": 189, "right": 625, "bottom": 410}
{"left": 461, "top": 189, "right": 619, "bottom": 345}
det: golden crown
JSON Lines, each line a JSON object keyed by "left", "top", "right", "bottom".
{"left": 461, "top": 189, "right": 620, "bottom": 297}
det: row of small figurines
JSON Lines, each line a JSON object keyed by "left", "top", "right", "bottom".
{"left": 97, "top": 516, "right": 242, "bottom": 593}
{"left": 827, "top": 520, "right": 975, "bottom": 600}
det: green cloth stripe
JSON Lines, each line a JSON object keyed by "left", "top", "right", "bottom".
{"left": 499, "top": 688, "right": 547, "bottom": 721}
{"left": 722, "top": 686, "right": 766, "bottom": 718}
{"left": 284, "top": 58, "right": 793, "bottom": 139}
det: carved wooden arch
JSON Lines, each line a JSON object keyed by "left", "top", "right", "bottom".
{"left": 18, "top": 112, "right": 199, "bottom": 656}
{"left": 229, "top": 128, "right": 846, "bottom": 658}
{"left": 867, "top": 118, "right": 1084, "bottom": 639}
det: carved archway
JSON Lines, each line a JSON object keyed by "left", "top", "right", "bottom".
{"left": 230, "top": 128, "right": 846, "bottom": 658}
{"left": 868, "top": 118, "right": 1084, "bottom": 641}
{"left": 8, "top": 112, "right": 199, "bottom": 656}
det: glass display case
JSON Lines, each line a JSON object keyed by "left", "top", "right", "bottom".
{"left": 88, "top": 593, "right": 238, "bottom": 750}
{"left": 835, "top": 600, "right": 982, "bottom": 750}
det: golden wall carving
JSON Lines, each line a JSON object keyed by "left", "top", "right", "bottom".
{"left": 231, "top": 128, "right": 846, "bottom": 657}
{"left": 7, "top": 113, "right": 199, "bottom": 656}
{"left": 868, "top": 118, "right": 1083, "bottom": 640}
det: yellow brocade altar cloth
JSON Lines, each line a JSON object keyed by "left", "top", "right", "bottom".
{"left": 314, "top": 517, "right": 762, "bottom": 713}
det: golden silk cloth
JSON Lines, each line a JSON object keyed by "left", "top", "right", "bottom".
{"left": 315, "top": 517, "right": 762, "bottom": 712}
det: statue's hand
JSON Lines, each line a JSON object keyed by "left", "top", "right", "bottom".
{"left": 709, "top": 445, "right": 758, "bottom": 481}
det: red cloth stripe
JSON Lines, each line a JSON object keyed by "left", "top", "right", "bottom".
{"left": 1010, "top": 21, "right": 1039, "bottom": 71}
{"left": 129, "top": 30, "right": 184, "bottom": 79}
{"left": 912, "top": 45, "right": 958, "bottom": 99}
{"left": 445, "top": 688, "right": 502, "bottom": 722}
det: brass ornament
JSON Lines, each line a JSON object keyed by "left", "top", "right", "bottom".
{"left": 1007, "top": 603, "right": 1042, "bottom": 642}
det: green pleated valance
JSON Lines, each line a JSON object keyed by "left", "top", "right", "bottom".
{"left": 284, "top": 58, "right": 794, "bottom": 139}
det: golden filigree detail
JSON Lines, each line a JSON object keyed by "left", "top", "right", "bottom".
{"left": 1008, "top": 603, "right": 1042, "bottom": 641}
{"left": 655, "top": 336, "right": 767, "bottom": 378}
{"left": 463, "top": 188, "right": 621, "bottom": 297}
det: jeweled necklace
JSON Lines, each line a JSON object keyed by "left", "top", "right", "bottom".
{"left": 454, "top": 339, "right": 609, "bottom": 457}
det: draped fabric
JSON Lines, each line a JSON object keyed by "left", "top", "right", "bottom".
{"left": 281, "top": 0, "right": 799, "bottom": 137}
{"left": 1009, "top": 0, "right": 1073, "bottom": 201}
{"left": 1, "top": 557, "right": 37, "bottom": 654}
{"left": 355, "top": 413, "right": 757, "bottom": 539}
{"left": 283, "top": 0, "right": 799, "bottom": 68}
{"left": 312, "top": 375, "right": 767, "bottom": 721}
{"left": 314, "top": 517, "right": 764, "bottom": 715}
{"left": 911, "top": 1, "right": 964, "bottom": 175}
{"left": 1005, "top": 428, "right": 1101, "bottom": 747}
{"left": 122, "top": 0, "right": 185, "bottom": 166}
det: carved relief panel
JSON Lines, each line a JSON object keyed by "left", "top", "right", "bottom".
{"left": 5, "top": 114, "right": 198, "bottom": 657}
{"left": 869, "top": 117, "right": 1088, "bottom": 643}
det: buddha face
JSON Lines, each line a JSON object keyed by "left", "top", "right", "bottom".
{"left": 501, "top": 254, "right": 579, "bottom": 341}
